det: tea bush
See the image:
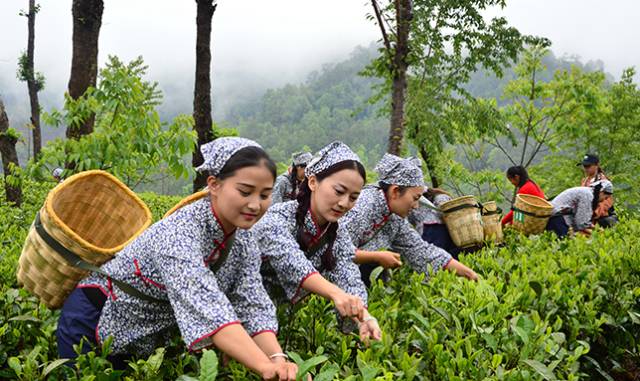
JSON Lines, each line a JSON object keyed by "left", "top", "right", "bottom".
{"left": 0, "top": 181, "right": 638, "bottom": 380}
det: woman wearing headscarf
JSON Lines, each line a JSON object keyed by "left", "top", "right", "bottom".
{"left": 578, "top": 153, "right": 617, "bottom": 227}
{"left": 272, "top": 151, "right": 313, "bottom": 204}
{"left": 546, "top": 180, "right": 614, "bottom": 238}
{"left": 342, "top": 154, "right": 478, "bottom": 287}
{"left": 254, "top": 141, "right": 381, "bottom": 342}
{"left": 57, "top": 137, "right": 298, "bottom": 380}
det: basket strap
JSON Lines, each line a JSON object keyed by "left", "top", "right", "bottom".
{"left": 511, "top": 207, "right": 553, "bottom": 219}
{"left": 442, "top": 203, "right": 482, "bottom": 214}
{"left": 209, "top": 233, "right": 236, "bottom": 273}
{"left": 304, "top": 233, "right": 332, "bottom": 258}
{"left": 34, "top": 212, "right": 168, "bottom": 305}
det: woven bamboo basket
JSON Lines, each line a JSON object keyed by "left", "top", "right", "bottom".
{"left": 481, "top": 201, "right": 503, "bottom": 243}
{"left": 441, "top": 195, "right": 484, "bottom": 248}
{"left": 512, "top": 194, "right": 554, "bottom": 236}
{"left": 17, "top": 170, "right": 152, "bottom": 309}
{"left": 163, "top": 190, "right": 209, "bottom": 219}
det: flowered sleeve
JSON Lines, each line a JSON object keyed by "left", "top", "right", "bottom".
{"left": 226, "top": 234, "right": 279, "bottom": 337}
{"left": 153, "top": 226, "right": 240, "bottom": 352}
{"left": 325, "top": 225, "right": 368, "bottom": 306}
{"left": 255, "top": 210, "right": 318, "bottom": 302}
{"left": 390, "top": 218, "right": 452, "bottom": 276}
{"left": 341, "top": 203, "right": 366, "bottom": 247}
{"left": 324, "top": 224, "right": 368, "bottom": 333}
{"left": 574, "top": 193, "right": 594, "bottom": 231}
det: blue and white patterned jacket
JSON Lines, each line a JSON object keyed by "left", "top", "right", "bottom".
{"left": 79, "top": 197, "right": 277, "bottom": 355}
{"left": 253, "top": 200, "right": 368, "bottom": 329}
{"left": 342, "top": 186, "right": 453, "bottom": 276}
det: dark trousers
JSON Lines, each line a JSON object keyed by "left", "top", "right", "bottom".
{"left": 546, "top": 215, "right": 570, "bottom": 238}
{"left": 422, "top": 224, "right": 461, "bottom": 260}
{"left": 57, "top": 287, "right": 129, "bottom": 369}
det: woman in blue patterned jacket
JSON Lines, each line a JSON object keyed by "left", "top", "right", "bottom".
{"left": 253, "top": 141, "right": 381, "bottom": 342}
{"left": 272, "top": 151, "right": 313, "bottom": 204}
{"left": 343, "top": 154, "right": 478, "bottom": 287}
{"left": 57, "top": 137, "right": 298, "bottom": 380}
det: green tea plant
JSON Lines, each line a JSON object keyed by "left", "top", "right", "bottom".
{"left": 0, "top": 180, "right": 638, "bottom": 380}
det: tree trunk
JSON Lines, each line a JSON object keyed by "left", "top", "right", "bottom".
{"left": 387, "top": 0, "right": 412, "bottom": 155}
{"left": 192, "top": 0, "right": 216, "bottom": 192}
{"left": 0, "top": 99, "right": 22, "bottom": 206}
{"left": 26, "top": 0, "right": 42, "bottom": 159}
{"left": 420, "top": 146, "right": 440, "bottom": 188}
{"left": 66, "top": 0, "right": 103, "bottom": 141}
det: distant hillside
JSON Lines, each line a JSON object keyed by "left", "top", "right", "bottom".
{"left": 226, "top": 44, "right": 613, "bottom": 165}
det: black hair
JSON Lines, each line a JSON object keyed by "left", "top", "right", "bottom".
{"left": 423, "top": 188, "right": 451, "bottom": 202}
{"left": 215, "top": 146, "right": 277, "bottom": 181}
{"left": 506, "top": 166, "right": 530, "bottom": 187}
{"left": 288, "top": 163, "right": 304, "bottom": 196}
{"left": 591, "top": 183, "right": 602, "bottom": 211}
{"left": 295, "top": 160, "right": 366, "bottom": 271}
{"left": 378, "top": 182, "right": 410, "bottom": 197}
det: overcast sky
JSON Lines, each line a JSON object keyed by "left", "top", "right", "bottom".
{"left": 0, "top": 0, "right": 638, "bottom": 122}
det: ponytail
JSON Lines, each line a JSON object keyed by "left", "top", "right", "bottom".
{"left": 591, "top": 184, "right": 602, "bottom": 212}
{"left": 288, "top": 164, "right": 301, "bottom": 196}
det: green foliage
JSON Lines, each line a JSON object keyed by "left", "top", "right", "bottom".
{"left": 492, "top": 44, "right": 605, "bottom": 169}
{"left": 32, "top": 56, "right": 196, "bottom": 189}
{"left": 16, "top": 52, "right": 45, "bottom": 92}
{"left": 560, "top": 67, "right": 640, "bottom": 208}
{"left": 416, "top": 44, "right": 639, "bottom": 213}
{"left": 0, "top": 179, "right": 639, "bottom": 379}
{"left": 0, "top": 127, "right": 22, "bottom": 142}
{"left": 138, "top": 192, "right": 183, "bottom": 221}
{"left": 363, "top": 0, "right": 530, "bottom": 185}
{"left": 4, "top": 163, "right": 24, "bottom": 190}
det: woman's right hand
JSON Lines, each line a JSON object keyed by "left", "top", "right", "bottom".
{"left": 331, "top": 291, "right": 365, "bottom": 321}
{"left": 375, "top": 251, "right": 402, "bottom": 269}
{"left": 259, "top": 361, "right": 299, "bottom": 381}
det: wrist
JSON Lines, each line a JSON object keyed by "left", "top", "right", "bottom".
{"left": 327, "top": 287, "right": 344, "bottom": 302}
{"left": 444, "top": 258, "right": 455, "bottom": 270}
{"left": 269, "top": 352, "right": 288, "bottom": 363}
{"left": 363, "top": 315, "right": 377, "bottom": 323}
{"left": 256, "top": 360, "right": 273, "bottom": 376}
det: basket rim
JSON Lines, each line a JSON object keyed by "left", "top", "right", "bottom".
{"left": 163, "top": 190, "right": 210, "bottom": 219}
{"left": 440, "top": 195, "right": 477, "bottom": 210}
{"left": 481, "top": 200, "right": 498, "bottom": 212}
{"left": 515, "top": 194, "right": 553, "bottom": 209}
{"left": 44, "top": 170, "right": 152, "bottom": 255}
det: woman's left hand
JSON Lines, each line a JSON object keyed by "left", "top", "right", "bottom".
{"left": 359, "top": 317, "right": 382, "bottom": 344}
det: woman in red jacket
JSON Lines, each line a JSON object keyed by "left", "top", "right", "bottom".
{"left": 502, "top": 166, "right": 546, "bottom": 226}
